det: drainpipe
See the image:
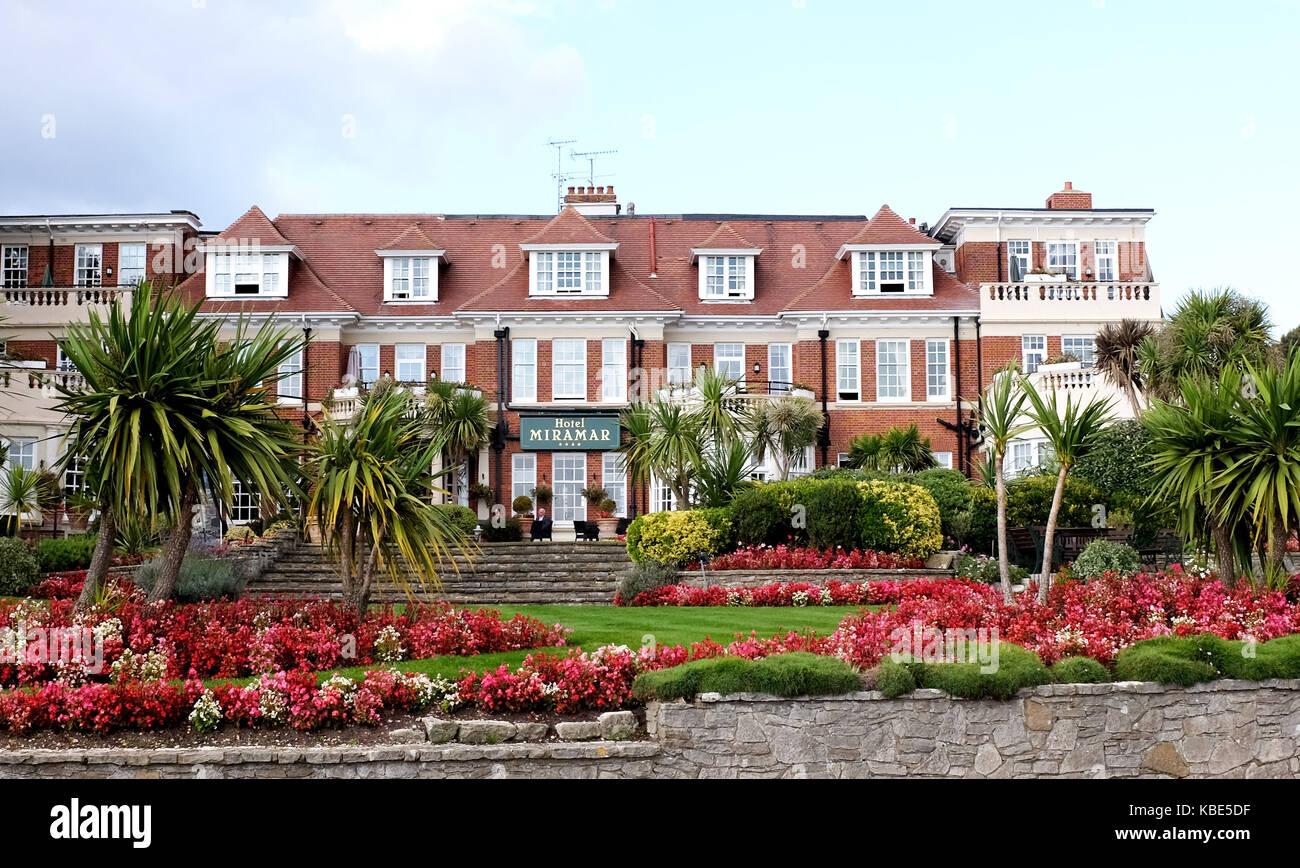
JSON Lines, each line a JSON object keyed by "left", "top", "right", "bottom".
{"left": 492, "top": 324, "right": 509, "bottom": 506}
{"left": 629, "top": 325, "right": 645, "bottom": 516}
{"left": 953, "top": 315, "right": 964, "bottom": 474}
{"left": 817, "top": 326, "right": 831, "bottom": 466}
{"left": 975, "top": 315, "right": 984, "bottom": 421}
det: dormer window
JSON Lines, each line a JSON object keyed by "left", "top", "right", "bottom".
{"left": 859, "top": 250, "right": 929, "bottom": 294}
{"left": 204, "top": 249, "right": 290, "bottom": 298}
{"left": 386, "top": 256, "right": 434, "bottom": 300}
{"left": 525, "top": 247, "right": 611, "bottom": 297}
{"left": 701, "top": 255, "right": 753, "bottom": 299}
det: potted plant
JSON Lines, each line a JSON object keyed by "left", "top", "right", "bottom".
{"left": 581, "top": 480, "right": 613, "bottom": 534}
{"left": 469, "top": 481, "right": 496, "bottom": 506}
{"left": 530, "top": 482, "right": 553, "bottom": 514}
{"left": 594, "top": 498, "right": 619, "bottom": 537}
{"left": 512, "top": 495, "right": 534, "bottom": 536}
{"left": 64, "top": 491, "right": 94, "bottom": 533}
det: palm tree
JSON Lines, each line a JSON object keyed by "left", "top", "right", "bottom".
{"left": 749, "top": 396, "right": 823, "bottom": 481}
{"left": 1094, "top": 318, "right": 1154, "bottom": 416}
{"left": 55, "top": 286, "right": 305, "bottom": 604}
{"left": 422, "top": 379, "right": 491, "bottom": 502}
{"left": 1140, "top": 288, "right": 1275, "bottom": 402}
{"left": 693, "top": 440, "right": 756, "bottom": 508}
{"left": 974, "top": 373, "right": 1031, "bottom": 604}
{"left": 307, "top": 385, "right": 472, "bottom": 614}
{"left": 846, "top": 432, "right": 885, "bottom": 471}
{"left": 0, "top": 464, "right": 44, "bottom": 531}
{"left": 1021, "top": 383, "right": 1115, "bottom": 603}
{"left": 618, "top": 400, "right": 700, "bottom": 510}
{"left": 691, "top": 365, "right": 749, "bottom": 445}
{"left": 1216, "top": 355, "right": 1300, "bottom": 584}
{"left": 881, "top": 424, "right": 938, "bottom": 473}
{"left": 1143, "top": 371, "right": 1245, "bottom": 586}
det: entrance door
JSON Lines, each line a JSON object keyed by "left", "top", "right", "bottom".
{"left": 552, "top": 453, "right": 586, "bottom": 523}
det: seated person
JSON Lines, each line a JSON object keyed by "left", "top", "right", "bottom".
{"left": 530, "top": 507, "right": 553, "bottom": 541}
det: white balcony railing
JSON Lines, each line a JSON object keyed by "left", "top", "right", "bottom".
{"left": 1, "top": 286, "right": 134, "bottom": 326}
{"left": 984, "top": 281, "right": 1157, "bottom": 304}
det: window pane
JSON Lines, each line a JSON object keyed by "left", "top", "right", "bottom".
{"left": 357, "top": 344, "right": 379, "bottom": 385}
{"left": 876, "top": 340, "right": 909, "bottom": 400}
{"left": 667, "top": 343, "right": 692, "bottom": 385}
{"left": 441, "top": 344, "right": 466, "bottom": 384}
{"left": 513, "top": 339, "right": 537, "bottom": 401}
{"left": 713, "top": 343, "right": 744, "bottom": 381}
{"left": 395, "top": 344, "right": 425, "bottom": 382}
{"left": 552, "top": 339, "right": 586, "bottom": 399}
{"left": 601, "top": 338, "right": 626, "bottom": 401}
{"left": 836, "top": 340, "right": 859, "bottom": 398}
{"left": 768, "top": 344, "right": 791, "bottom": 393}
{"left": 926, "top": 339, "right": 948, "bottom": 398}
{"left": 1022, "top": 335, "right": 1046, "bottom": 373}
{"left": 511, "top": 453, "right": 536, "bottom": 506}
{"left": 602, "top": 452, "right": 627, "bottom": 517}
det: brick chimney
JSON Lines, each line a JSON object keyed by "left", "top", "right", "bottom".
{"left": 1045, "top": 181, "right": 1093, "bottom": 210}
{"left": 564, "top": 185, "right": 620, "bottom": 216}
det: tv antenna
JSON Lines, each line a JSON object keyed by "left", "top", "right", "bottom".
{"left": 571, "top": 148, "right": 618, "bottom": 187}
{"left": 548, "top": 138, "right": 578, "bottom": 213}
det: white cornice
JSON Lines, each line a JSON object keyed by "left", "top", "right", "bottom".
{"left": 374, "top": 248, "right": 448, "bottom": 261}
{"left": 835, "top": 241, "right": 940, "bottom": 260}
{"left": 931, "top": 208, "right": 1155, "bottom": 243}
{"left": 688, "top": 247, "right": 763, "bottom": 264}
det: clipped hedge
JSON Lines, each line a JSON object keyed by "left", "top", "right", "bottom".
{"left": 804, "top": 478, "right": 864, "bottom": 551}
{"left": 631, "top": 652, "right": 860, "bottom": 701}
{"left": 627, "top": 509, "right": 732, "bottom": 567}
{"left": 877, "top": 642, "right": 1052, "bottom": 700}
{"left": 910, "top": 468, "right": 973, "bottom": 543}
{"left": 1114, "top": 634, "right": 1300, "bottom": 686}
{"left": 856, "top": 480, "right": 943, "bottom": 558}
{"left": 730, "top": 482, "right": 803, "bottom": 547}
{"left": 436, "top": 504, "right": 480, "bottom": 535}
{"left": 37, "top": 533, "right": 97, "bottom": 572}
{"left": 1005, "top": 475, "right": 1102, "bottom": 528}
{"left": 1051, "top": 656, "right": 1111, "bottom": 684}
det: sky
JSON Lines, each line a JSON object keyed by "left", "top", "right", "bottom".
{"left": 2, "top": 0, "right": 1297, "bottom": 331}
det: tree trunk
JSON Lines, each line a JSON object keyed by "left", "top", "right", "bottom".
{"left": 76, "top": 507, "right": 116, "bottom": 611}
{"left": 1210, "top": 516, "right": 1237, "bottom": 589}
{"left": 147, "top": 481, "right": 199, "bottom": 603}
{"left": 995, "top": 455, "right": 1013, "bottom": 605}
{"left": 339, "top": 508, "right": 358, "bottom": 606}
{"left": 1037, "top": 467, "right": 1069, "bottom": 605}
{"left": 1123, "top": 380, "right": 1143, "bottom": 418}
{"left": 1267, "top": 514, "right": 1289, "bottom": 585}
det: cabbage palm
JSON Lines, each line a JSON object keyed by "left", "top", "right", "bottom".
{"left": 0, "top": 464, "right": 44, "bottom": 530}
{"left": 846, "top": 432, "right": 885, "bottom": 471}
{"left": 693, "top": 440, "right": 756, "bottom": 508}
{"left": 749, "top": 396, "right": 823, "bottom": 481}
{"left": 881, "top": 424, "right": 937, "bottom": 473}
{"left": 1143, "top": 371, "right": 1245, "bottom": 586}
{"left": 1094, "top": 318, "right": 1154, "bottom": 416}
{"left": 975, "top": 373, "right": 1031, "bottom": 604}
{"left": 307, "top": 385, "right": 472, "bottom": 614}
{"left": 422, "top": 380, "right": 491, "bottom": 502}
{"left": 618, "top": 401, "right": 700, "bottom": 510}
{"left": 691, "top": 364, "right": 749, "bottom": 445}
{"left": 1140, "top": 288, "right": 1275, "bottom": 402}
{"left": 1021, "top": 383, "right": 1115, "bottom": 604}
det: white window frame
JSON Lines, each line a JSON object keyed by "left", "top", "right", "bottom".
{"left": 383, "top": 256, "right": 436, "bottom": 301}
{"left": 395, "top": 343, "right": 427, "bottom": 383}
{"left": 1063, "top": 334, "right": 1096, "bottom": 366}
{"left": 601, "top": 338, "right": 627, "bottom": 402}
{"left": 2, "top": 245, "right": 29, "bottom": 288}
{"left": 75, "top": 244, "right": 103, "bottom": 287}
{"left": 713, "top": 343, "right": 745, "bottom": 384}
{"left": 1046, "top": 241, "right": 1080, "bottom": 279}
{"left": 667, "top": 342, "right": 692, "bottom": 386}
{"left": 932, "top": 451, "right": 953, "bottom": 470}
{"left": 837, "top": 452, "right": 851, "bottom": 467}
{"left": 768, "top": 343, "right": 792, "bottom": 394}
{"left": 1007, "top": 240, "right": 1031, "bottom": 280}
{"left": 925, "top": 338, "right": 950, "bottom": 401}
{"left": 699, "top": 254, "right": 755, "bottom": 300}
{"left": 228, "top": 479, "right": 259, "bottom": 525}
{"left": 1022, "top": 335, "right": 1046, "bottom": 374}
{"left": 356, "top": 344, "right": 379, "bottom": 386}
{"left": 1094, "top": 240, "right": 1117, "bottom": 282}
{"left": 649, "top": 472, "right": 678, "bottom": 513}
{"left": 278, "top": 348, "right": 304, "bottom": 403}
{"left": 875, "top": 339, "right": 911, "bottom": 402}
{"left": 528, "top": 249, "right": 610, "bottom": 297}
{"left": 118, "top": 243, "right": 147, "bottom": 286}
{"left": 852, "top": 248, "right": 934, "bottom": 296}
{"left": 552, "top": 452, "right": 586, "bottom": 523}
{"left": 5, "top": 437, "right": 37, "bottom": 471}
{"left": 56, "top": 346, "right": 77, "bottom": 372}
{"left": 552, "top": 338, "right": 587, "bottom": 401}
{"left": 440, "top": 343, "right": 466, "bottom": 384}
{"left": 835, "top": 339, "right": 860, "bottom": 401}
{"left": 204, "top": 250, "right": 289, "bottom": 299}
{"left": 602, "top": 452, "right": 627, "bottom": 517}
{"left": 62, "top": 454, "right": 87, "bottom": 499}
{"left": 512, "top": 338, "right": 537, "bottom": 402}
{"left": 511, "top": 453, "right": 536, "bottom": 507}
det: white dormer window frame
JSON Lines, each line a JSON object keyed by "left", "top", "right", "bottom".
{"left": 203, "top": 245, "right": 293, "bottom": 299}
{"left": 839, "top": 244, "right": 936, "bottom": 297}
{"left": 375, "top": 248, "right": 445, "bottom": 302}
{"left": 522, "top": 244, "right": 616, "bottom": 297}
{"left": 689, "top": 247, "right": 762, "bottom": 301}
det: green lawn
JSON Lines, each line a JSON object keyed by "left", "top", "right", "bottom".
{"left": 213, "top": 604, "right": 867, "bottom": 686}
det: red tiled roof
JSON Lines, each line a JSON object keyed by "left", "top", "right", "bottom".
{"left": 520, "top": 207, "right": 616, "bottom": 247}
{"left": 377, "top": 225, "right": 448, "bottom": 253}
{"left": 210, "top": 205, "right": 292, "bottom": 247}
{"left": 842, "top": 205, "right": 937, "bottom": 247}
{"left": 691, "top": 222, "right": 758, "bottom": 250}
{"left": 181, "top": 206, "right": 976, "bottom": 319}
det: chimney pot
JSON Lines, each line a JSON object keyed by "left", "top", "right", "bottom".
{"left": 567, "top": 186, "right": 575, "bottom": 194}
{"left": 908, "top": 217, "right": 916, "bottom": 225}
{"left": 1064, "top": 181, "right": 1073, "bottom": 190}
{"left": 597, "top": 186, "right": 605, "bottom": 195}
{"left": 606, "top": 185, "right": 614, "bottom": 194}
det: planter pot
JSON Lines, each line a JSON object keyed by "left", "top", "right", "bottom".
{"left": 307, "top": 521, "right": 323, "bottom": 544}
{"left": 596, "top": 517, "right": 619, "bottom": 538}
{"left": 517, "top": 517, "right": 533, "bottom": 537}
{"left": 65, "top": 512, "right": 90, "bottom": 533}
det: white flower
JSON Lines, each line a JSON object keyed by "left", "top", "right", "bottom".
{"left": 189, "top": 690, "right": 222, "bottom": 733}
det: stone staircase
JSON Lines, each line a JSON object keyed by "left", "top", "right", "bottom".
{"left": 245, "top": 541, "right": 632, "bottom": 606}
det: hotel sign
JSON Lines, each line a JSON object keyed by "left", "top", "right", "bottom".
{"left": 520, "top": 415, "right": 620, "bottom": 450}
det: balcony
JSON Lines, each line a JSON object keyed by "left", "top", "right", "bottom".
{"left": 981, "top": 281, "right": 1161, "bottom": 323}
{"left": 1, "top": 286, "right": 134, "bottom": 326}
{"left": 0, "top": 364, "right": 82, "bottom": 427}
{"left": 324, "top": 382, "right": 483, "bottom": 426}
{"left": 1021, "top": 361, "right": 1137, "bottom": 420}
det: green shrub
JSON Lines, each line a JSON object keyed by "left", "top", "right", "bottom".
{"left": 617, "top": 559, "right": 679, "bottom": 603}
{"left": 1052, "top": 656, "right": 1111, "bottom": 684}
{"left": 224, "top": 525, "right": 255, "bottom": 543}
{"left": 965, "top": 486, "right": 997, "bottom": 554}
{"left": 1114, "top": 634, "right": 1300, "bottom": 685}
{"left": 0, "top": 537, "right": 38, "bottom": 596}
{"left": 134, "top": 555, "right": 245, "bottom": 603}
{"left": 874, "top": 658, "right": 917, "bottom": 697}
{"left": 878, "top": 642, "right": 1051, "bottom": 700}
{"left": 632, "top": 652, "right": 859, "bottom": 701}
{"left": 730, "top": 484, "right": 793, "bottom": 547}
{"left": 625, "top": 514, "right": 646, "bottom": 562}
{"left": 1072, "top": 420, "right": 1156, "bottom": 498}
{"left": 856, "top": 480, "right": 943, "bottom": 558}
{"left": 435, "top": 504, "right": 480, "bottom": 535}
{"left": 512, "top": 495, "right": 533, "bottom": 515}
{"left": 911, "top": 468, "right": 974, "bottom": 543}
{"left": 807, "top": 467, "right": 899, "bottom": 483}
{"left": 37, "top": 533, "right": 98, "bottom": 572}
{"left": 805, "top": 478, "right": 865, "bottom": 551}
{"left": 1005, "top": 475, "right": 1103, "bottom": 528}
{"left": 630, "top": 509, "right": 731, "bottom": 567}
{"left": 1072, "top": 539, "right": 1142, "bottom": 580}
{"left": 693, "top": 506, "right": 736, "bottom": 554}
{"left": 482, "top": 517, "right": 522, "bottom": 542}
{"left": 954, "top": 551, "right": 1027, "bottom": 585}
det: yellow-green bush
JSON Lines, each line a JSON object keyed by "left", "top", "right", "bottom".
{"left": 630, "top": 509, "right": 732, "bottom": 567}
{"left": 856, "top": 480, "right": 943, "bottom": 558}
{"left": 223, "top": 525, "right": 256, "bottom": 543}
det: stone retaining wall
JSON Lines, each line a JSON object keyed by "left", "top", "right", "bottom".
{"left": 5, "top": 680, "right": 1297, "bottom": 779}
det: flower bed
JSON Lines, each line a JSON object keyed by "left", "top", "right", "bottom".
{"left": 0, "top": 580, "right": 568, "bottom": 688}
{"left": 691, "top": 545, "right": 926, "bottom": 572}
